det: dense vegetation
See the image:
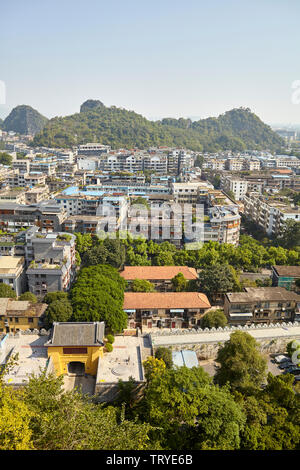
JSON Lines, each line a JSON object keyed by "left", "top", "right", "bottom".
{"left": 3, "top": 105, "right": 48, "bottom": 135}
{"left": 1, "top": 331, "right": 298, "bottom": 450}
{"left": 70, "top": 264, "right": 127, "bottom": 332}
{"left": 0, "top": 152, "right": 13, "bottom": 166}
{"left": 32, "top": 102, "right": 284, "bottom": 151}
{"left": 75, "top": 233, "right": 300, "bottom": 271}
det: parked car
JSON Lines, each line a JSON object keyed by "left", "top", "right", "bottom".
{"left": 279, "top": 360, "right": 293, "bottom": 369}
{"left": 274, "top": 354, "right": 289, "bottom": 364}
{"left": 283, "top": 366, "right": 300, "bottom": 375}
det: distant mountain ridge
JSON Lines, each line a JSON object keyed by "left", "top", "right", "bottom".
{"left": 3, "top": 105, "right": 48, "bottom": 135}
{"left": 9, "top": 99, "right": 284, "bottom": 151}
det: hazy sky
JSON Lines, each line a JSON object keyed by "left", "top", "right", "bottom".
{"left": 1, "top": 0, "right": 300, "bottom": 124}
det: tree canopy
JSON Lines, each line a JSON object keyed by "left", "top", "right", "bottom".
{"left": 70, "top": 264, "right": 127, "bottom": 332}
{"left": 32, "top": 104, "right": 283, "bottom": 151}
{"left": 215, "top": 331, "right": 267, "bottom": 393}
{"left": 0, "top": 284, "right": 16, "bottom": 298}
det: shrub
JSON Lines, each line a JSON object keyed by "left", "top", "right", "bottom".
{"left": 155, "top": 347, "right": 173, "bottom": 368}
{"left": 106, "top": 334, "right": 115, "bottom": 344}
{"left": 105, "top": 343, "right": 113, "bottom": 353}
{"left": 18, "top": 292, "right": 38, "bottom": 303}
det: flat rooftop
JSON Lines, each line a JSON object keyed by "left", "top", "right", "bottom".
{"left": 97, "top": 336, "right": 144, "bottom": 383}
{"left": 0, "top": 256, "right": 24, "bottom": 273}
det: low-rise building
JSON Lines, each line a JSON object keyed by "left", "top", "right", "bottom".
{"left": 123, "top": 291, "right": 211, "bottom": 330}
{"left": 46, "top": 321, "right": 105, "bottom": 376}
{"left": 272, "top": 266, "right": 300, "bottom": 292}
{"left": 0, "top": 201, "right": 67, "bottom": 233}
{"left": 243, "top": 192, "right": 300, "bottom": 236}
{"left": 0, "top": 256, "right": 26, "bottom": 296}
{"left": 0, "top": 298, "right": 47, "bottom": 333}
{"left": 26, "top": 232, "right": 76, "bottom": 296}
{"left": 224, "top": 287, "right": 300, "bottom": 325}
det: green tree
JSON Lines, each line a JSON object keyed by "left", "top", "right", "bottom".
{"left": 132, "top": 279, "right": 155, "bottom": 292}
{"left": 198, "top": 264, "right": 240, "bottom": 302}
{"left": 43, "top": 291, "right": 69, "bottom": 304}
{"left": 74, "top": 232, "right": 93, "bottom": 255}
{"left": 0, "top": 284, "right": 16, "bottom": 298}
{"left": 215, "top": 331, "right": 267, "bottom": 393}
{"left": 45, "top": 299, "right": 73, "bottom": 326}
{"left": 18, "top": 292, "right": 38, "bottom": 303}
{"left": 201, "top": 309, "right": 228, "bottom": 328}
{"left": 70, "top": 264, "right": 127, "bottom": 332}
{"left": 171, "top": 272, "right": 188, "bottom": 292}
{"left": 155, "top": 347, "right": 173, "bottom": 368}
{"left": 153, "top": 251, "right": 174, "bottom": 266}
{"left": 144, "top": 366, "right": 246, "bottom": 450}
{"left": 0, "top": 357, "right": 33, "bottom": 450}
{"left": 277, "top": 220, "right": 300, "bottom": 250}
{"left": 22, "top": 371, "right": 153, "bottom": 450}
{"left": 0, "top": 152, "right": 13, "bottom": 166}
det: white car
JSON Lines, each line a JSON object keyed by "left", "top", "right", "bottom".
{"left": 274, "top": 355, "right": 289, "bottom": 364}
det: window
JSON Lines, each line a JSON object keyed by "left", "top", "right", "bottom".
{"left": 15, "top": 318, "right": 19, "bottom": 323}
{"left": 28, "top": 318, "right": 33, "bottom": 323}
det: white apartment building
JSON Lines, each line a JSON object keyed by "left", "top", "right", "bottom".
{"left": 172, "top": 182, "right": 214, "bottom": 204}
{"left": 275, "top": 156, "right": 300, "bottom": 170}
{"left": 222, "top": 176, "right": 248, "bottom": 201}
{"left": 243, "top": 192, "right": 300, "bottom": 236}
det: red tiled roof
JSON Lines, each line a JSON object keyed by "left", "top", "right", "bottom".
{"left": 123, "top": 292, "right": 211, "bottom": 310}
{"left": 120, "top": 266, "right": 198, "bottom": 281}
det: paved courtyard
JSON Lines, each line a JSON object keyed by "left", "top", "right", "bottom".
{"left": 3, "top": 334, "right": 48, "bottom": 385}
{"left": 98, "top": 335, "right": 144, "bottom": 383}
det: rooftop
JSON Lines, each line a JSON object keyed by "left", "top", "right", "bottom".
{"left": 226, "top": 287, "right": 300, "bottom": 303}
{"left": 120, "top": 265, "right": 198, "bottom": 281}
{"left": 47, "top": 322, "right": 105, "bottom": 347}
{"left": 123, "top": 292, "right": 211, "bottom": 310}
{"left": 272, "top": 266, "right": 300, "bottom": 278}
{"left": 0, "top": 256, "right": 24, "bottom": 273}
{"left": 0, "top": 298, "right": 47, "bottom": 317}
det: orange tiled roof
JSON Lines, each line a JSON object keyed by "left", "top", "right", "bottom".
{"left": 123, "top": 292, "right": 211, "bottom": 309}
{"left": 120, "top": 266, "right": 198, "bottom": 281}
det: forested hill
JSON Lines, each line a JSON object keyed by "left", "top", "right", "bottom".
{"left": 32, "top": 101, "right": 284, "bottom": 151}
{"left": 3, "top": 105, "right": 48, "bottom": 135}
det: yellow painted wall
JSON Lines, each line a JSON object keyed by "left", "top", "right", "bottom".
{"left": 0, "top": 316, "right": 40, "bottom": 333}
{"left": 48, "top": 345, "right": 104, "bottom": 376}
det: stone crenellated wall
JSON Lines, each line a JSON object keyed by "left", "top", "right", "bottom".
{"left": 150, "top": 321, "right": 300, "bottom": 360}
{"left": 158, "top": 336, "right": 299, "bottom": 360}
